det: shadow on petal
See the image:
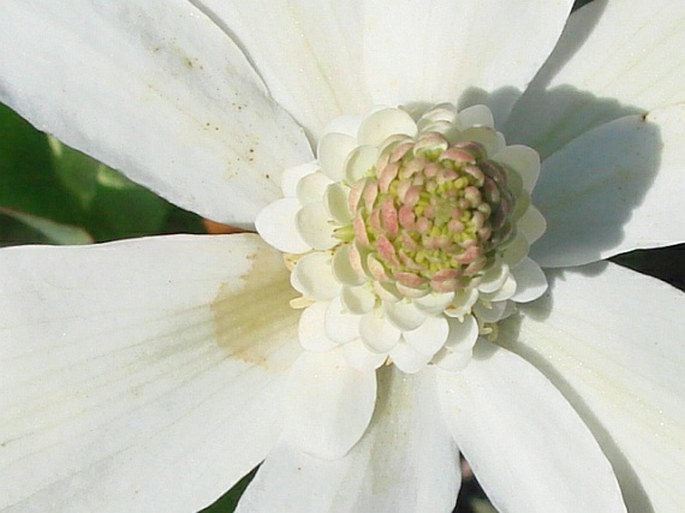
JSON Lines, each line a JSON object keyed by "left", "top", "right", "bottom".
{"left": 457, "top": 84, "right": 664, "bottom": 270}
{"left": 498, "top": 310, "right": 656, "bottom": 513}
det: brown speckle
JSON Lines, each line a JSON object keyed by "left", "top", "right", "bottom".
{"left": 184, "top": 56, "right": 200, "bottom": 69}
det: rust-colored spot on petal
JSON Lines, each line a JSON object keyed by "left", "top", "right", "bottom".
{"left": 210, "top": 243, "right": 299, "bottom": 369}
{"left": 203, "top": 219, "right": 250, "bottom": 234}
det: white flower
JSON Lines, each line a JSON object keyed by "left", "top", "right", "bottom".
{"left": 0, "top": 1, "right": 683, "bottom": 513}
{"left": 256, "top": 104, "right": 547, "bottom": 377}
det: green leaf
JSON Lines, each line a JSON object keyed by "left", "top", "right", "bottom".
{"left": 199, "top": 469, "right": 257, "bottom": 513}
{"left": 470, "top": 498, "right": 498, "bottom": 513}
{"left": 87, "top": 163, "right": 171, "bottom": 241}
{"left": 0, "top": 103, "right": 83, "bottom": 225}
{"left": 45, "top": 138, "right": 169, "bottom": 240}
{"left": 48, "top": 136, "right": 99, "bottom": 209}
{"left": 0, "top": 206, "right": 93, "bottom": 245}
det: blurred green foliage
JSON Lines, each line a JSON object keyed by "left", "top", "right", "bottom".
{"left": 0, "top": 102, "right": 204, "bottom": 246}
{"left": 200, "top": 469, "right": 257, "bottom": 513}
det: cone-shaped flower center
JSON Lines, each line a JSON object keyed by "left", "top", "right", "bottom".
{"left": 346, "top": 135, "right": 516, "bottom": 294}
{"left": 256, "top": 104, "right": 548, "bottom": 373}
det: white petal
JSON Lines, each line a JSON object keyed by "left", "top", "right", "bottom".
{"left": 325, "top": 183, "right": 353, "bottom": 224}
{"left": 403, "top": 315, "right": 450, "bottom": 357}
{"left": 472, "top": 300, "right": 507, "bottom": 324}
{"left": 332, "top": 245, "right": 365, "bottom": 287}
{"left": 282, "top": 349, "right": 376, "bottom": 459}
{"left": 413, "top": 291, "right": 455, "bottom": 314}
{"left": 457, "top": 104, "right": 495, "bottom": 129}
{"left": 510, "top": 257, "right": 548, "bottom": 303}
{"left": 500, "top": 261, "right": 685, "bottom": 513}
{"left": 502, "top": 230, "right": 530, "bottom": 268}
{"left": 445, "top": 288, "right": 479, "bottom": 319}
{"left": 478, "top": 262, "right": 510, "bottom": 294}
{"left": 458, "top": 127, "right": 504, "bottom": 157}
{"left": 194, "top": 0, "right": 371, "bottom": 139}
{"left": 299, "top": 301, "right": 339, "bottom": 352}
{"left": 341, "top": 339, "right": 388, "bottom": 372}
{"left": 282, "top": 161, "right": 319, "bottom": 198}
{"left": 357, "top": 108, "right": 417, "bottom": 147}
{"left": 518, "top": 205, "right": 547, "bottom": 244}
{"left": 433, "top": 347, "right": 473, "bottom": 372}
{"left": 389, "top": 341, "right": 432, "bottom": 374}
{"left": 344, "top": 145, "right": 379, "bottom": 184}
{"left": 325, "top": 297, "right": 362, "bottom": 344}
{"left": 0, "top": 234, "right": 300, "bottom": 513}
{"left": 323, "top": 114, "right": 363, "bottom": 137}
{"left": 291, "top": 252, "right": 340, "bottom": 300}
{"left": 395, "top": 281, "right": 429, "bottom": 299}
{"left": 418, "top": 103, "right": 459, "bottom": 127}
{"left": 0, "top": 1, "right": 311, "bottom": 227}
{"left": 479, "top": 275, "right": 517, "bottom": 304}
{"left": 341, "top": 285, "right": 376, "bottom": 315}
{"left": 506, "top": 0, "right": 685, "bottom": 159}
{"left": 531, "top": 107, "right": 685, "bottom": 268}
{"left": 238, "top": 367, "right": 460, "bottom": 513}
{"left": 373, "top": 281, "right": 402, "bottom": 303}
{"left": 437, "top": 341, "right": 626, "bottom": 513}
{"left": 364, "top": 0, "right": 574, "bottom": 124}
{"left": 296, "top": 202, "right": 338, "bottom": 250}
{"left": 493, "top": 145, "right": 541, "bottom": 192}
{"left": 445, "top": 315, "right": 479, "bottom": 353}
{"left": 359, "top": 310, "right": 402, "bottom": 353}
{"left": 384, "top": 300, "right": 427, "bottom": 331}
{"left": 255, "top": 198, "right": 310, "bottom": 254}
{"left": 318, "top": 132, "right": 358, "bottom": 182}
{"left": 297, "top": 171, "right": 334, "bottom": 205}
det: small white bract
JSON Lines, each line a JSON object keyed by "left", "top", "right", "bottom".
{"left": 257, "top": 104, "right": 548, "bottom": 373}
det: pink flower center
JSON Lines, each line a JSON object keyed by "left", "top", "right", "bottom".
{"left": 348, "top": 133, "right": 515, "bottom": 293}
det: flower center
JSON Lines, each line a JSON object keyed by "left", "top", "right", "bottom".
{"left": 256, "top": 103, "right": 548, "bottom": 373}
{"left": 342, "top": 135, "right": 516, "bottom": 294}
